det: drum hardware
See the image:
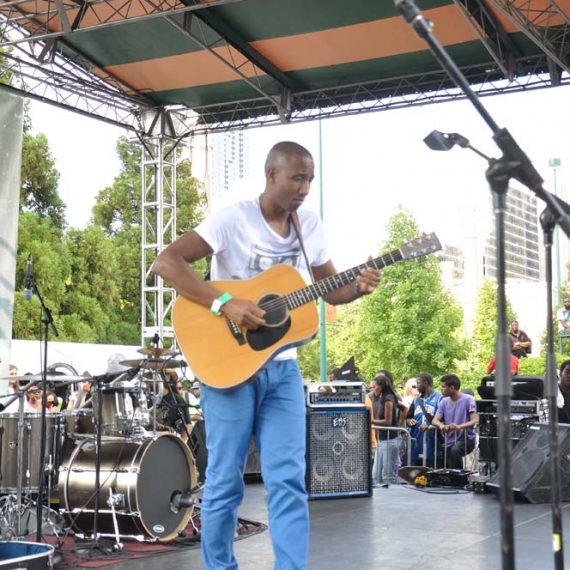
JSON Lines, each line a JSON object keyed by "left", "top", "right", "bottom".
{"left": 107, "top": 489, "right": 125, "bottom": 552}
{"left": 137, "top": 347, "right": 178, "bottom": 358}
{"left": 120, "top": 358, "right": 187, "bottom": 370}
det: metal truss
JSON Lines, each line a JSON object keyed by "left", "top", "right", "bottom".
{"left": 487, "top": 0, "right": 570, "bottom": 75}
{"left": 140, "top": 109, "right": 179, "bottom": 346}
{"left": 0, "top": 28, "right": 148, "bottom": 129}
{"left": 186, "top": 54, "right": 570, "bottom": 135}
{"left": 453, "top": 0, "right": 521, "bottom": 79}
{"left": 0, "top": 0, "right": 243, "bottom": 47}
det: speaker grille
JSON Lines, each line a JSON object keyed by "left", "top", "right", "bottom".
{"left": 306, "top": 408, "right": 371, "bottom": 499}
{"left": 488, "top": 423, "right": 570, "bottom": 503}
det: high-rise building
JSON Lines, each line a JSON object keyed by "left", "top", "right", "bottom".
{"left": 209, "top": 130, "right": 248, "bottom": 202}
{"left": 483, "top": 186, "right": 541, "bottom": 281}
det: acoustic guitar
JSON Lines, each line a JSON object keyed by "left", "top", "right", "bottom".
{"left": 173, "top": 233, "right": 441, "bottom": 389}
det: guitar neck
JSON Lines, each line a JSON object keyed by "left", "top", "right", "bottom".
{"left": 284, "top": 249, "right": 404, "bottom": 310}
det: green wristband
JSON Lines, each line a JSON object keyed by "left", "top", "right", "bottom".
{"left": 210, "top": 292, "right": 232, "bottom": 316}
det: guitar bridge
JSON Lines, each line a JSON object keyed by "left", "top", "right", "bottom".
{"left": 225, "top": 318, "right": 246, "bottom": 345}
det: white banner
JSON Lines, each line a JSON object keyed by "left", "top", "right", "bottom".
{"left": 0, "top": 90, "right": 24, "bottom": 390}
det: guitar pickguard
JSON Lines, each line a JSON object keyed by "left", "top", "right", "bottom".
{"left": 246, "top": 293, "right": 291, "bottom": 351}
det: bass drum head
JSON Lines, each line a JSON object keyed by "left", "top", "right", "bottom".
{"left": 60, "top": 434, "right": 196, "bottom": 542}
{"left": 136, "top": 435, "right": 197, "bottom": 540}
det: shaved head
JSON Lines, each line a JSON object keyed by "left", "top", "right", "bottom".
{"left": 264, "top": 141, "right": 313, "bottom": 175}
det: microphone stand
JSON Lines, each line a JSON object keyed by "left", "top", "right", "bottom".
{"left": 393, "top": 1, "right": 570, "bottom": 568}
{"left": 540, "top": 207, "right": 565, "bottom": 569}
{"left": 30, "top": 275, "right": 59, "bottom": 544}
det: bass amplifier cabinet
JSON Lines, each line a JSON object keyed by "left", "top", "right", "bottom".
{"left": 306, "top": 408, "right": 371, "bottom": 500}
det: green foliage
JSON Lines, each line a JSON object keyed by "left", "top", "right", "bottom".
{"left": 13, "top": 132, "right": 210, "bottom": 345}
{"left": 92, "top": 137, "right": 141, "bottom": 234}
{"left": 297, "top": 332, "right": 334, "bottom": 381}
{"left": 20, "top": 133, "right": 66, "bottom": 228}
{"left": 327, "top": 303, "right": 368, "bottom": 378}
{"left": 329, "top": 208, "right": 466, "bottom": 384}
{"left": 462, "top": 279, "right": 517, "bottom": 378}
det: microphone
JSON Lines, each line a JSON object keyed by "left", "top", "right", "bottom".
{"left": 23, "top": 254, "right": 33, "bottom": 301}
{"left": 170, "top": 486, "right": 203, "bottom": 513}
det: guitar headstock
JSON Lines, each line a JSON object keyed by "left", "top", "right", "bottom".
{"left": 400, "top": 232, "right": 442, "bottom": 260}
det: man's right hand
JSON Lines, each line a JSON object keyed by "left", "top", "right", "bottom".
{"left": 221, "top": 298, "right": 266, "bottom": 329}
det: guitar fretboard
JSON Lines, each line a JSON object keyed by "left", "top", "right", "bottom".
{"left": 283, "top": 248, "right": 404, "bottom": 310}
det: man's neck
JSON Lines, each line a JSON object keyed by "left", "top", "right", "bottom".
{"left": 259, "top": 193, "right": 288, "bottom": 222}
{"left": 259, "top": 193, "right": 291, "bottom": 237}
{"left": 450, "top": 391, "right": 460, "bottom": 402}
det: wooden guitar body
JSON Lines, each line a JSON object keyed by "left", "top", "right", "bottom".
{"left": 172, "top": 264, "right": 318, "bottom": 389}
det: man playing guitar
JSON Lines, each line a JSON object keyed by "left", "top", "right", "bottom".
{"left": 152, "top": 141, "right": 380, "bottom": 570}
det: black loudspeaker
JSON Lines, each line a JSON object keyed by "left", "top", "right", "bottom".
{"left": 488, "top": 423, "right": 570, "bottom": 503}
{"left": 306, "top": 408, "right": 371, "bottom": 499}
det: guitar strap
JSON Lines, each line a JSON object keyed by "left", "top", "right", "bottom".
{"left": 290, "top": 211, "right": 316, "bottom": 284}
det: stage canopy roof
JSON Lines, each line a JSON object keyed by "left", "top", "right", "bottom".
{"left": 1, "top": 0, "right": 570, "bottom": 134}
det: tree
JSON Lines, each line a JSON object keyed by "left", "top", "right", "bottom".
{"left": 12, "top": 212, "right": 71, "bottom": 339}
{"left": 90, "top": 136, "right": 208, "bottom": 343}
{"left": 20, "top": 132, "right": 66, "bottom": 228}
{"left": 329, "top": 208, "right": 466, "bottom": 383}
{"left": 469, "top": 279, "right": 517, "bottom": 370}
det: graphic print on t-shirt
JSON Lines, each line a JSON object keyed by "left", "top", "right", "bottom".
{"left": 247, "top": 244, "right": 302, "bottom": 274}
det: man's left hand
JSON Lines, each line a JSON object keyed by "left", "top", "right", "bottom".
{"left": 357, "top": 256, "right": 381, "bottom": 295}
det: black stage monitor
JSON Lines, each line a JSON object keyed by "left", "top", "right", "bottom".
{"left": 477, "top": 375, "right": 544, "bottom": 400}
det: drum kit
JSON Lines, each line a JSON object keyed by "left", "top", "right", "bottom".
{"left": 0, "top": 348, "right": 200, "bottom": 548}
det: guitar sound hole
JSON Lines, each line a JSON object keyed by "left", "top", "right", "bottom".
{"left": 260, "top": 293, "right": 288, "bottom": 327}
{"left": 246, "top": 294, "right": 291, "bottom": 352}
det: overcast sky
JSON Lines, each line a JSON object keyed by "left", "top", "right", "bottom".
{"left": 29, "top": 84, "right": 570, "bottom": 270}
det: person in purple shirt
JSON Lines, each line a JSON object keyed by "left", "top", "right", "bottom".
{"left": 432, "top": 374, "right": 479, "bottom": 469}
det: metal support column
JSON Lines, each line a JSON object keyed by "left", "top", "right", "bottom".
{"left": 140, "top": 109, "right": 178, "bottom": 346}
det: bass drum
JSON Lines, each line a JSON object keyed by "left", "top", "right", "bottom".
{"left": 59, "top": 434, "right": 196, "bottom": 542}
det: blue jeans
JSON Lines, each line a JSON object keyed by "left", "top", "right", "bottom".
{"left": 200, "top": 359, "right": 308, "bottom": 570}
{"left": 372, "top": 438, "right": 399, "bottom": 485}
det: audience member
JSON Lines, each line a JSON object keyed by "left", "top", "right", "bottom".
{"left": 557, "top": 297, "right": 570, "bottom": 334}
{"left": 186, "top": 380, "right": 203, "bottom": 424}
{"left": 370, "top": 372, "right": 401, "bottom": 487}
{"left": 2, "top": 365, "right": 21, "bottom": 413}
{"left": 67, "top": 379, "right": 92, "bottom": 410}
{"left": 557, "top": 359, "right": 570, "bottom": 423}
{"left": 405, "top": 373, "right": 442, "bottom": 467}
{"left": 432, "top": 374, "right": 478, "bottom": 470}
{"left": 508, "top": 320, "right": 532, "bottom": 358}
{"left": 25, "top": 386, "right": 46, "bottom": 413}
{"left": 486, "top": 352, "right": 519, "bottom": 375}
{"left": 402, "top": 378, "right": 419, "bottom": 406}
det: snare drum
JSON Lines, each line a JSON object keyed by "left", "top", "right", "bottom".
{"left": 98, "top": 380, "right": 149, "bottom": 436}
{"left": 0, "top": 413, "right": 64, "bottom": 492}
{"left": 59, "top": 434, "right": 196, "bottom": 541}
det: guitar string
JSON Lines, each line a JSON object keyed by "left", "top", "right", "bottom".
{"left": 255, "top": 251, "right": 406, "bottom": 314}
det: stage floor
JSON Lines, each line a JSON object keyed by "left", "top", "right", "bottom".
{"left": 107, "top": 481, "right": 570, "bottom": 570}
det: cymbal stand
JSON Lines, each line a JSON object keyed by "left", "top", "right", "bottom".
{"left": 76, "top": 376, "right": 115, "bottom": 556}
{"left": 161, "top": 379, "right": 192, "bottom": 441}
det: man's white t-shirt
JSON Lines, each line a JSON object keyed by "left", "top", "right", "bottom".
{"left": 195, "top": 197, "right": 330, "bottom": 360}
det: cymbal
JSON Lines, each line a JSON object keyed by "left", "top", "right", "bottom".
{"left": 137, "top": 347, "right": 178, "bottom": 357}
{"left": 120, "top": 359, "right": 186, "bottom": 370}
{"left": 2, "top": 374, "right": 90, "bottom": 383}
